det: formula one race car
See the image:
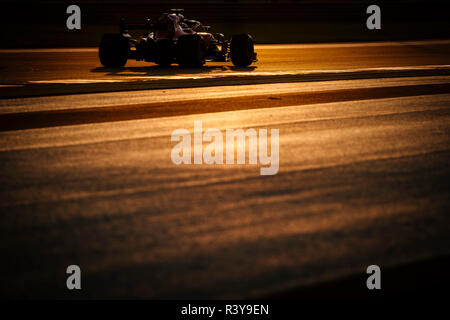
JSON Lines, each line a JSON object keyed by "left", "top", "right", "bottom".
{"left": 99, "top": 9, "right": 257, "bottom": 68}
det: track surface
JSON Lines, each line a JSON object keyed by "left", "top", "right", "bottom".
{"left": 0, "top": 41, "right": 449, "bottom": 299}
{"left": 1, "top": 40, "right": 450, "bottom": 84}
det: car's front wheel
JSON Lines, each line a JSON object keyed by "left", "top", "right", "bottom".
{"left": 230, "top": 34, "right": 255, "bottom": 67}
{"left": 99, "top": 34, "right": 129, "bottom": 67}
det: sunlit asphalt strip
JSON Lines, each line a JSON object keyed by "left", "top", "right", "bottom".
{"left": 0, "top": 83, "right": 449, "bottom": 132}
{"left": 1, "top": 39, "right": 449, "bottom": 53}
{"left": 2, "top": 76, "right": 449, "bottom": 115}
{"left": 1, "top": 65, "right": 450, "bottom": 99}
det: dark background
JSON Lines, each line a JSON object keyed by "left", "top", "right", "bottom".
{"left": 0, "top": 1, "right": 449, "bottom": 48}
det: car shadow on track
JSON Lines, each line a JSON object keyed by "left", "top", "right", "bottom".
{"left": 90, "top": 65, "right": 257, "bottom": 77}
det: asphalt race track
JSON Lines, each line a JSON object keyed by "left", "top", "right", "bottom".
{"left": 0, "top": 40, "right": 449, "bottom": 298}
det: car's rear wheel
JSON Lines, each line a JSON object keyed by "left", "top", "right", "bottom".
{"left": 230, "top": 34, "right": 254, "bottom": 67}
{"left": 99, "top": 34, "right": 129, "bottom": 67}
{"left": 177, "top": 35, "right": 205, "bottom": 68}
{"left": 155, "top": 39, "right": 175, "bottom": 67}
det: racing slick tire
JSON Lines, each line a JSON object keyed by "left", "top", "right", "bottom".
{"left": 155, "top": 39, "right": 175, "bottom": 67}
{"left": 99, "top": 34, "right": 129, "bottom": 67}
{"left": 177, "top": 35, "right": 205, "bottom": 68}
{"left": 230, "top": 34, "right": 255, "bottom": 67}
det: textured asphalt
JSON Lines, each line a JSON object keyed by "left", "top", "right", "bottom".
{"left": 0, "top": 41, "right": 449, "bottom": 299}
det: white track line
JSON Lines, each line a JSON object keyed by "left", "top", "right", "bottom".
{"left": 24, "top": 65, "right": 450, "bottom": 84}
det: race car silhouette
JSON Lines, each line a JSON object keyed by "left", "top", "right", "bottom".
{"left": 99, "top": 9, "right": 257, "bottom": 68}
